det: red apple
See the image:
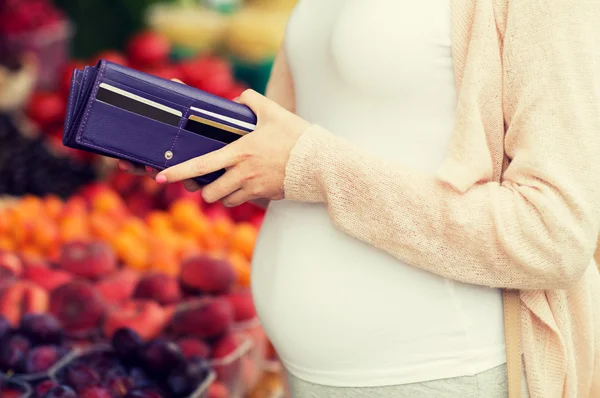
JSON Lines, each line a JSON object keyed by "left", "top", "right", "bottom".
{"left": 126, "top": 31, "right": 171, "bottom": 69}
{"left": 26, "top": 91, "right": 66, "bottom": 129}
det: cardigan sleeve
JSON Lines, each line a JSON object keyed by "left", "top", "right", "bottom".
{"left": 283, "top": 1, "right": 600, "bottom": 290}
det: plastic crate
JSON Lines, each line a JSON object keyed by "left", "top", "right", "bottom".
{"left": 209, "top": 336, "right": 262, "bottom": 397}
{"left": 0, "top": 376, "right": 32, "bottom": 398}
{"left": 49, "top": 344, "right": 216, "bottom": 398}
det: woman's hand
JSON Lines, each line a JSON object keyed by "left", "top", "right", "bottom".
{"left": 120, "top": 89, "right": 310, "bottom": 207}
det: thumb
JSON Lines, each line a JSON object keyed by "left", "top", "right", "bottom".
{"left": 171, "top": 78, "right": 185, "bottom": 85}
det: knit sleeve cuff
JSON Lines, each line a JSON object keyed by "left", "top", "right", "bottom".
{"left": 284, "top": 124, "right": 331, "bottom": 203}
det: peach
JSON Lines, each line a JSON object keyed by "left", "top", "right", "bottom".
{"left": 223, "top": 290, "right": 256, "bottom": 322}
{"left": 96, "top": 269, "right": 140, "bottom": 306}
{"left": 22, "top": 264, "right": 72, "bottom": 292}
{"left": 180, "top": 255, "right": 235, "bottom": 294}
{"left": 103, "top": 300, "right": 167, "bottom": 341}
{"left": 49, "top": 281, "right": 106, "bottom": 334}
{"left": 171, "top": 298, "right": 234, "bottom": 339}
{"left": 0, "top": 281, "right": 49, "bottom": 326}
{"left": 134, "top": 273, "right": 181, "bottom": 306}
{"left": 58, "top": 241, "right": 117, "bottom": 280}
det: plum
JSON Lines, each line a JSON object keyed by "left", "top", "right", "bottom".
{"left": 111, "top": 327, "right": 143, "bottom": 365}
{"left": 139, "top": 339, "right": 185, "bottom": 379}
{"left": 19, "top": 313, "right": 63, "bottom": 344}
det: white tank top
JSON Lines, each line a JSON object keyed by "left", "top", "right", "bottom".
{"left": 251, "top": 0, "right": 507, "bottom": 387}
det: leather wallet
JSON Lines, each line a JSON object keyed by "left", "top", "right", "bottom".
{"left": 62, "top": 59, "right": 257, "bottom": 185}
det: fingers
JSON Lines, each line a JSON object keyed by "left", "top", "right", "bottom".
{"left": 221, "top": 189, "right": 252, "bottom": 207}
{"left": 183, "top": 179, "right": 201, "bottom": 192}
{"left": 145, "top": 166, "right": 159, "bottom": 179}
{"left": 201, "top": 168, "right": 244, "bottom": 203}
{"left": 118, "top": 160, "right": 147, "bottom": 176}
{"left": 236, "top": 89, "right": 268, "bottom": 114}
{"left": 156, "top": 145, "right": 241, "bottom": 184}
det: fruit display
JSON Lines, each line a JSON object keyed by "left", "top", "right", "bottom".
{"left": 49, "top": 332, "right": 218, "bottom": 398}
{"left": 0, "top": 188, "right": 259, "bottom": 280}
{"left": 0, "top": 247, "right": 266, "bottom": 396}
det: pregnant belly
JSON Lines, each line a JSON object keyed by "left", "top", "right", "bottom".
{"left": 251, "top": 200, "right": 499, "bottom": 377}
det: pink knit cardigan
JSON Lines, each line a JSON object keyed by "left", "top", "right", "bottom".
{"left": 266, "top": 0, "right": 600, "bottom": 397}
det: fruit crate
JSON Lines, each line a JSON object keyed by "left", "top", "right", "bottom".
{"left": 4, "top": 19, "right": 73, "bottom": 90}
{"left": 49, "top": 344, "right": 217, "bottom": 398}
{"left": 209, "top": 336, "right": 257, "bottom": 398}
{"left": 0, "top": 376, "right": 32, "bottom": 398}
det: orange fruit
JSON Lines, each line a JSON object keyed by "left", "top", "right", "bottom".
{"left": 146, "top": 211, "right": 172, "bottom": 231}
{"left": 229, "top": 222, "right": 258, "bottom": 259}
{"left": 62, "top": 196, "right": 88, "bottom": 216}
{"left": 32, "top": 217, "right": 59, "bottom": 251}
{"left": 89, "top": 212, "right": 118, "bottom": 241}
{"left": 170, "top": 199, "right": 202, "bottom": 231}
{"left": 0, "top": 236, "right": 15, "bottom": 251}
{"left": 186, "top": 216, "right": 209, "bottom": 239}
{"left": 18, "top": 195, "right": 43, "bottom": 215}
{"left": 92, "top": 190, "right": 127, "bottom": 217}
{"left": 43, "top": 195, "right": 64, "bottom": 220}
{"left": 228, "top": 250, "right": 251, "bottom": 287}
{"left": 59, "top": 215, "right": 89, "bottom": 243}
{"left": 0, "top": 210, "right": 11, "bottom": 236}
{"left": 11, "top": 213, "right": 35, "bottom": 247}
{"left": 210, "top": 217, "right": 234, "bottom": 244}
{"left": 120, "top": 217, "right": 148, "bottom": 240}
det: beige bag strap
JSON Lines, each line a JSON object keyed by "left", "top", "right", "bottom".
{"left": 503, "top": 289, "right": 522, "bottom": 398}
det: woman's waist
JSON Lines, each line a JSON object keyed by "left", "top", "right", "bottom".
{"left": 252, "top": 201, "right": 506, "bottom": 348}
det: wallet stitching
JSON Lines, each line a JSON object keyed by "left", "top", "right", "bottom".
{"left": 166, "top": 108, "right": 190, "bottom": 167}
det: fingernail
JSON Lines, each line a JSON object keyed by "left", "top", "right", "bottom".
{"left": 155, "top": 174, "right": 167, "bottom": 184}
{"left": 145, "top": 166, "right": 153, "bottom": 173}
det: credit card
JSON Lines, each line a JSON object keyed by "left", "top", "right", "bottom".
{"left": 184, "top": 114, "right": 250, "bottom": 144}
{"left": 97, "top": 83, "right": 182, "bottom": 126}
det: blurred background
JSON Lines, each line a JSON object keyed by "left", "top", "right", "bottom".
{"left": 0, "top": 1, "right": 296, "bottom": 397}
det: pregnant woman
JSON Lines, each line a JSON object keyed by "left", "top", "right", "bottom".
{"left": 120, "top": 0, "right": 600, "bottom": 397}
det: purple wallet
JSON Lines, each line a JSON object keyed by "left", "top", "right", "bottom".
{"left": 62, "top": 59, "right": 257, "bottom": 185}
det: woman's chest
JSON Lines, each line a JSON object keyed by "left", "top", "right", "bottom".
{"left": 285, "top": 0, "right": 453, "bottom": 98}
